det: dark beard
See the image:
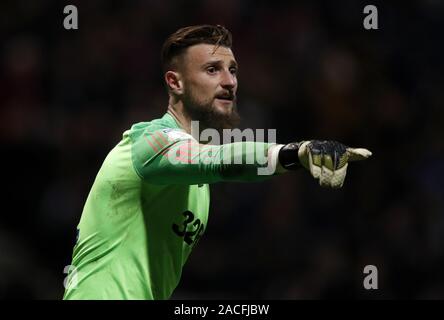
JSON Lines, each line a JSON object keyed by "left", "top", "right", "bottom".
{"left": 183, "top": 93, "right": 241, "bottom": 135}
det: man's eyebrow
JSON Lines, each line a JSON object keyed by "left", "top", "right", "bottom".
{"left": 202, "top": 60, "right": 238, "bottom": 67}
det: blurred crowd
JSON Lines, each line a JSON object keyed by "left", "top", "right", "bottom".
{"left": 1, "top": 0, "right": 444, "bottom": 299}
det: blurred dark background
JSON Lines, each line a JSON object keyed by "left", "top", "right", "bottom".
{"left": 1, "top": 0, "right": 444, "bottom": 299}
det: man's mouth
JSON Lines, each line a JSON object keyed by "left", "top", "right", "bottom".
{"left": 215, "top": 94, "right": 235, "bottom": 102}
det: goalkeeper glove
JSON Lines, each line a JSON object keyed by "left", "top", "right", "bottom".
{"left": 278, "top": 140, "right": 372, "bottom": 188}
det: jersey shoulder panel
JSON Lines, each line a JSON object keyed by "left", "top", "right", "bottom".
{"left": 127, "top": 113, "right": 195, "bottom": 180}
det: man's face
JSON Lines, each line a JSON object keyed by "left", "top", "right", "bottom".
{"left": 179, "top": 44, "right": 240, "bottom": 131}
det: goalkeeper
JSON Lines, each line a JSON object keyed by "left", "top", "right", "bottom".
{"left": 63, "top": 25, "right": 371, "bottom": 300}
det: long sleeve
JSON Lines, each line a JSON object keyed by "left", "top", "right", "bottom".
{"left": 130, "top": 128, "right": 283, "bottom": 185}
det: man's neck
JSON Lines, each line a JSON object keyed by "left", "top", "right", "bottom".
{"left": 167, "top": 102, "right": 192, "bottom": 134}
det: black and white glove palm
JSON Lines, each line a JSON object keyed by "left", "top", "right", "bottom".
{"left": 279, "top": 140, "right": 372, "bottom": 188}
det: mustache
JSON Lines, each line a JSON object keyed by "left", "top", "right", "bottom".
{"left": 214, "top": 91, "right": 236, "bottom": 101}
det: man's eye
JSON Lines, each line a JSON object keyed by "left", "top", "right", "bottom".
{"left": 207, "top": 67, "right": 217, "bottom": 74}
{"left": 230, "top": 68, "right": 237, "bottom": 75}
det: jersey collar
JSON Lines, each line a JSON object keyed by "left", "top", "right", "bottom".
{"left": 163, "top": 112, "right": 182, "bottom": 130}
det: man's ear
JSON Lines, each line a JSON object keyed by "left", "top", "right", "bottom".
{"left": 165, "top": 71, "right": 184, "bottom": 95}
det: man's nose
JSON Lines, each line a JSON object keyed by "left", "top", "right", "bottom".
{"left": 220, "top": 70, "right": 236, "bottom": 89}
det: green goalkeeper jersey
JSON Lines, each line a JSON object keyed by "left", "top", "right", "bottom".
{"left": 63, "top": 112, "right": 279, "bottom": 300}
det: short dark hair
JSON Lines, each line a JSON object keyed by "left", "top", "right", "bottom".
{"left": 161, "top": 25, "right": 232, "bottom": 73}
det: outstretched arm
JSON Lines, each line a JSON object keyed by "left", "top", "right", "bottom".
{"left": 131, "top": 129, "right": 284, "bottom": 185}
{"left": 132, "top": 128, "right": 371, "bottom": 187}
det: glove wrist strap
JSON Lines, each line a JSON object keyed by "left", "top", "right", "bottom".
{"left": 278, "top": 142, "right": 303, "bottom": 170}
